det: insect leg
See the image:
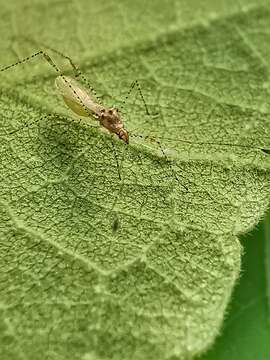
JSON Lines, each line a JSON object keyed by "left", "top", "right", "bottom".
{"left": 34, "top": 42, "right": 101, "bottom": 104}
{"left": 120, "top": 80, "right": 153, "bottom": 116}
{"left": 0, "top": 50, "right": 45, "bottom": 73}
{"left": 123, "top": 81, "right": 188, "bottom": 190}
{"left": 9, "top": 113, "right": 66, "bottom": 136}
{"left": 153, "top": 137, "right": 189, "bottom": 192}
{"left": 1, "top": 50, "right": 94, "bottom": 118}
{"left": 109, "top": 138, "right": 122, "bottom": 181}
{"left": 14, "top": 36, "right": 101, "bottom": 104}
{"left": 130, "top": 132, "right": 188, "bottom": 192}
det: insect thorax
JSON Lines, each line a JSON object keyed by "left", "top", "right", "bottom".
{"left": 99, "top": 107, "right": 129, "bottom": 144}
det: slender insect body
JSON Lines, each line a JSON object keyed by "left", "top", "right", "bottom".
{"left": 55, "top": 75, "right": 129, "bottom": 144}
{"left": 55, "top": 76, "right": 102, "bottom": 116}
{"left": 0, "top": 45, "right": 268, "bottom": 187}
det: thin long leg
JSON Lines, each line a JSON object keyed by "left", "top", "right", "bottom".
{"left": 154, "top": 137, "right": 189, "bottom": 191}
{"left": 0, "top": 50, "right": 93, "bottom": 118}
{"left": 1, "top": 51, "right": 125, "bottom": 179}
{"left": 120, "top": 80, "right": 151, "bottom": 116}
{"left": 0, "top": 50, "right": 44, "bottom": 73}
{"left": 130, "top": 133, "right": 188, "bottom": 191}
{"left": 9, "top": 112, "right": 52, "bottom": 135}
{"left": 41, "top": 44, "right": 100, "bottom": 101}
{"left": 8, "top": 109, "right": 124, "bottom": 180}
{"left": 120, "top": 80, "right": 188, "bottom": 189}
{"left": 9, "top": 112, "right": 81, "bottom": 136}
{"left": 19, "top": 37, "right": 101, "bottom": 103}
{"left": 109, "top": 138, "right": 122, "bottom": 181}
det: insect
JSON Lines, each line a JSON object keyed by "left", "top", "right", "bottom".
{"left": 0, "top": 46, "right": 137, "bottom": 142}
{"left": 0, "top": 44, "right": 269, "bottom": 189}
{"left": 55, "top": 75, "right": 129, "bottom": 144}
{"left": 0, "top": 44, "right": 160, "bottom": 181}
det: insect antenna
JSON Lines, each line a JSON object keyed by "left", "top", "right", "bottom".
{"left": 155, "top": 136, "right": 270, "bottom": 154}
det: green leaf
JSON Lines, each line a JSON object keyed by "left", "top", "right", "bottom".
{"left": 200, "top": 212, "right": 270, "bottom": 360}
{"left": 0, "top": 1, "right": 269, "bottom": 359}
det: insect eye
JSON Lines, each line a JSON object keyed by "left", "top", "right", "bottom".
{"left": 108, "top": 109, "right": 113, "bottom": 115}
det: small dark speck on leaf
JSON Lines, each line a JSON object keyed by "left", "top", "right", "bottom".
{"left": 112, "top": 216, "right": 120, "bottom": 233}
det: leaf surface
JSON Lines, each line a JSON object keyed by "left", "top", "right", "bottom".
{"left": 0, "top": 1, "right": 270, "bottom": 359}
{"left": 200, "top": 213, "right": 270, "bottom": 360}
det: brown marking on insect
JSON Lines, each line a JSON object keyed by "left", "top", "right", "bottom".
{"left": 99, "top": 107, "right": 129, "bottom": 144}
{"left": 55, "top": 75, "right": 129, "bottom": 144}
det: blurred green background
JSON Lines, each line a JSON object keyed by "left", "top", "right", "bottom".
{"left": 201, "top": 211, "right": 270, "bottom": 359}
